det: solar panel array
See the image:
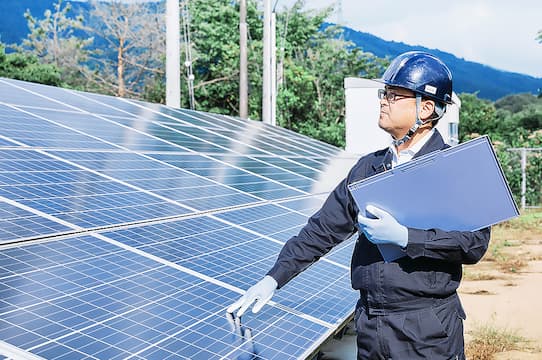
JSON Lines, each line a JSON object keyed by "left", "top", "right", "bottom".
{"left": 0, "top": 77, "right": 360, "bottom": 360}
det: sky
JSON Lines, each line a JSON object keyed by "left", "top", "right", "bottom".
{"left": 276, "top": 0, "right": 542, "bottom": 78}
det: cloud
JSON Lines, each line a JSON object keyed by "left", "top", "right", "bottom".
{"left": 279, "top": 0, "right": 542, "bottom": 77}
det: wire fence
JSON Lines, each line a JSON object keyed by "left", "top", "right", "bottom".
{"left": 505, "top": 148, "right": 542, "bottom": 209}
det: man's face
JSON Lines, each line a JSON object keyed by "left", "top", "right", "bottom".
{"left": 377, "top": 86, "right": 418, "bottom": 139}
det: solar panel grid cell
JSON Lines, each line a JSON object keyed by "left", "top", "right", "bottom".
{"left": 172, "top": 108, "right": 245, "bottom": 130}
{"left": 103, "top": 217, "right": 261, "bottom": 263}
{"left": 0, "top": 105, "right": 113, "bottom": 150}
{"left": 178, "top": 236, "right": 284, "bottom": 278}
{"left": 256, "top": 128, "right": 339, "bottom": 157}
{"left": 133, "top": 106, "right": 330, "bottom": 160}
{"left": 213, "top": 204, "right": 309, "bottom": 238}
{"left": 28, "top": 108, "right": 190, "bottom": 153}
{"left": 269, "top": 127, "right": 341, "bottom": 154}
{"left": 257, "top": 157, "right": 320, "bottom": 178}
{"left": 285, "top": 156, "right": 327, "bottom": 170}
{"left": 131, "top": 107, "right": 306, "bottom": 162}
{"left": 47, "top": 150, "right": 265, "bottom": 208}
{"left": 277, "top": 196, "right": 326, "bottom": 214}
{"left": 149, "top": 153, "right": 308, "bottom": 199}
{"left": 0, "top": 80, "right": 73, "bottom": 111}
{"left": 0, "top": 202, "right": 71, "bottom": 244}
{"left": 273, "top": 268, "right": 355, "bottom": 325}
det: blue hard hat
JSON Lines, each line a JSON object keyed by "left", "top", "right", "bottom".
{"left": 379, "top": 51, "right": 453, "bottom": 104}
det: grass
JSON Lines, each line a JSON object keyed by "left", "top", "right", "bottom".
{"left": 461, "top": 289, "right": 495, "bottom": 295}
{"left": 466, "top": 323, "right": 527, "bottom": 360}
{"left": 492, "top": 208, "right": 542, "bottom": 239}
{"left": 462, "top": 269, "right": 500, "bottom": 281}
{"left": 482, "top": 208, "right": 542, "bottom": 273}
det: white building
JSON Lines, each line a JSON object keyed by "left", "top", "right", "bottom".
{"left": 344, "top": 78, "right": 460, "bottom": 156}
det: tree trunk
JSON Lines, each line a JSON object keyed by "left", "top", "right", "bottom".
{"left": 118, "top": 40, "right": 125, "bottom": 97}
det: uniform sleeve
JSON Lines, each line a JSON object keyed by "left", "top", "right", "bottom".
{"left": 266, "top": 177, "right": 359, "bottom": 289}
{"left": 404, "top": 227, "right": 491, "bottom": 264}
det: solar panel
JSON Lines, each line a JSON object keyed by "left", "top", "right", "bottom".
{"left": 46, "top": 150, "right": 263, "bottom": 211}
{"left": 0, "top": 200, "right": 71, "bottom": 244}
{"left": 150, "top": 153, "right": 311, "bottom": 198}
{"left": 0, "top": 77, "right": 360, "bottom": 359}
{"left": 0, "top": 81, "right": 74, "bottom": 111}
{"left": 0, "top": 105, "right": 117, "bottom": 150}
{"left": 26, "top": 108, "right": 198, "bottom": 153}
{"left": 0, "top": 149, "right": 193, "bottom": 230}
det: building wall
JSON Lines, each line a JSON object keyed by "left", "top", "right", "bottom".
{"left": 344, "top": 78, "right": 460, "bottom": 156}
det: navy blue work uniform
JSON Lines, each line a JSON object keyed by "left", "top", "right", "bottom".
{"left": 267, "top": 130, "right": 490, "bottom": 359}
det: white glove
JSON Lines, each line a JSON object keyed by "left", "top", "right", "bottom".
{"left": 227, "top": 275, "right": 278, "bottom": 317}
{"left": 357, "top": 205, "right": 408, "bottom": 248}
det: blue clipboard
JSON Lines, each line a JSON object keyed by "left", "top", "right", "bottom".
{"left": 348, "top": 135, "right": 519, "bottom": 262}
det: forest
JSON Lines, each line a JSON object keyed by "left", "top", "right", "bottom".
{"left": 0, "top": 0, "right": 540, "bottom": 207}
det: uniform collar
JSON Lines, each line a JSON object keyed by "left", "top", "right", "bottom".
{"left": 389, "top": 128, "right": 435, "bottom": 165}
{"left": 413, "top": 128, "right": 447, "bottom": 159}
{"left": 371, "top": 129, "right": 446, "bottom": 173}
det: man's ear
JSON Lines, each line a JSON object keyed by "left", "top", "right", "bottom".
{"left": 419, "top": 100, "right": 435, "bottom": 120}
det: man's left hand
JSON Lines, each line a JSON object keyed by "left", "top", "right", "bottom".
{"left": 357, "top": 205, "right": 408, "bottom": 248}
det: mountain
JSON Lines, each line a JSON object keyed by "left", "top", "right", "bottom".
{"left": 0, "top": 0, "right": 68, "bottom": 45}
{"left": 1, "top": 0, "right": 541, "bottom": 101}
{"left": 340, "top": 26, "right": 542, "bottom": 101}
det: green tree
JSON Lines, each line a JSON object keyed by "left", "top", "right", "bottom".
{"left": 495, "top": 93, "right": 541, "bottom": 113}
{"left": 517, "top": 107, "right": 542, "bottom": 131}
{"left": 0, "top": 43, "right": 61, "bottom": 85}
{"left": 188, "top": 0, "right": 385, "bottom": 147}
{"left": 18, "top": 0, "right": 94, "bottom": 87}
{"left": 458, "top": 92, "right": 536, "bottom": 145}
{"left": 189, "top": 0, "right": 262, "bottom": 115}
{"left": 459, "top": 91, "right": 542, "bottom": 207}
{"left": 277, "top": 23, "right": 385, "bottom": 147}
{"left": 458, "top": 92, "right": 499, "bottom": 141}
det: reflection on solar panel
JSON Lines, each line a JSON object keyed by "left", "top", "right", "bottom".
{"left": 0, "top": 77, "right": 360, "bottom": 359}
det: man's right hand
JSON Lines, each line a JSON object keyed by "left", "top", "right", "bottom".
{"left": 227, "top": 275, "right": 278, "bottom": 317}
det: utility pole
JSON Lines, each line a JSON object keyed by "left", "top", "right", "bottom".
{"left": 337, "top": 0, "right": 345, "bottom": 40}
{"left": 262, "top": 0, "right": 276, "bottom": 125}
{"left": 239, "top": 0, "right": 248, "bottom": 118}
{"left": 271, "top": 11, "right": 276, "bottom": 125}
{"left": 166, "top": 0, "right": 180, "bottom": 108}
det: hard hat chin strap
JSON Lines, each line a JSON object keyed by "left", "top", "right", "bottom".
{"left": 392, "top": 95, "right": 425, "bottom": 147}
{"left": 392, "top": 95, "right": 445, "bottom": 147}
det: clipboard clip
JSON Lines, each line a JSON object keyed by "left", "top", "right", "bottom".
{"left": 397, "top": 157, "right": 435, "bottom": 172}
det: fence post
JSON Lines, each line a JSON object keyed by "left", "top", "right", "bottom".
{"left": 508, "top": 147, "right": 542, "bottom": 210}
{"left": 521, "top": 148, "right": 526, "bottom": 210}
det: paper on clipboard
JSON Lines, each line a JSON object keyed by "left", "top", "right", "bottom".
{"left": 348, "top": 136, "right": 519, "bottom": 262}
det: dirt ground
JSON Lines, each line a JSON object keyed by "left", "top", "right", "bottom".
{"left": 460, "top": 238, "right": 542, "bottom": 359}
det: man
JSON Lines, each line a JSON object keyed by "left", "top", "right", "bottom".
{"left": 227, "top": 51, "right": 490, "bottom": 359}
